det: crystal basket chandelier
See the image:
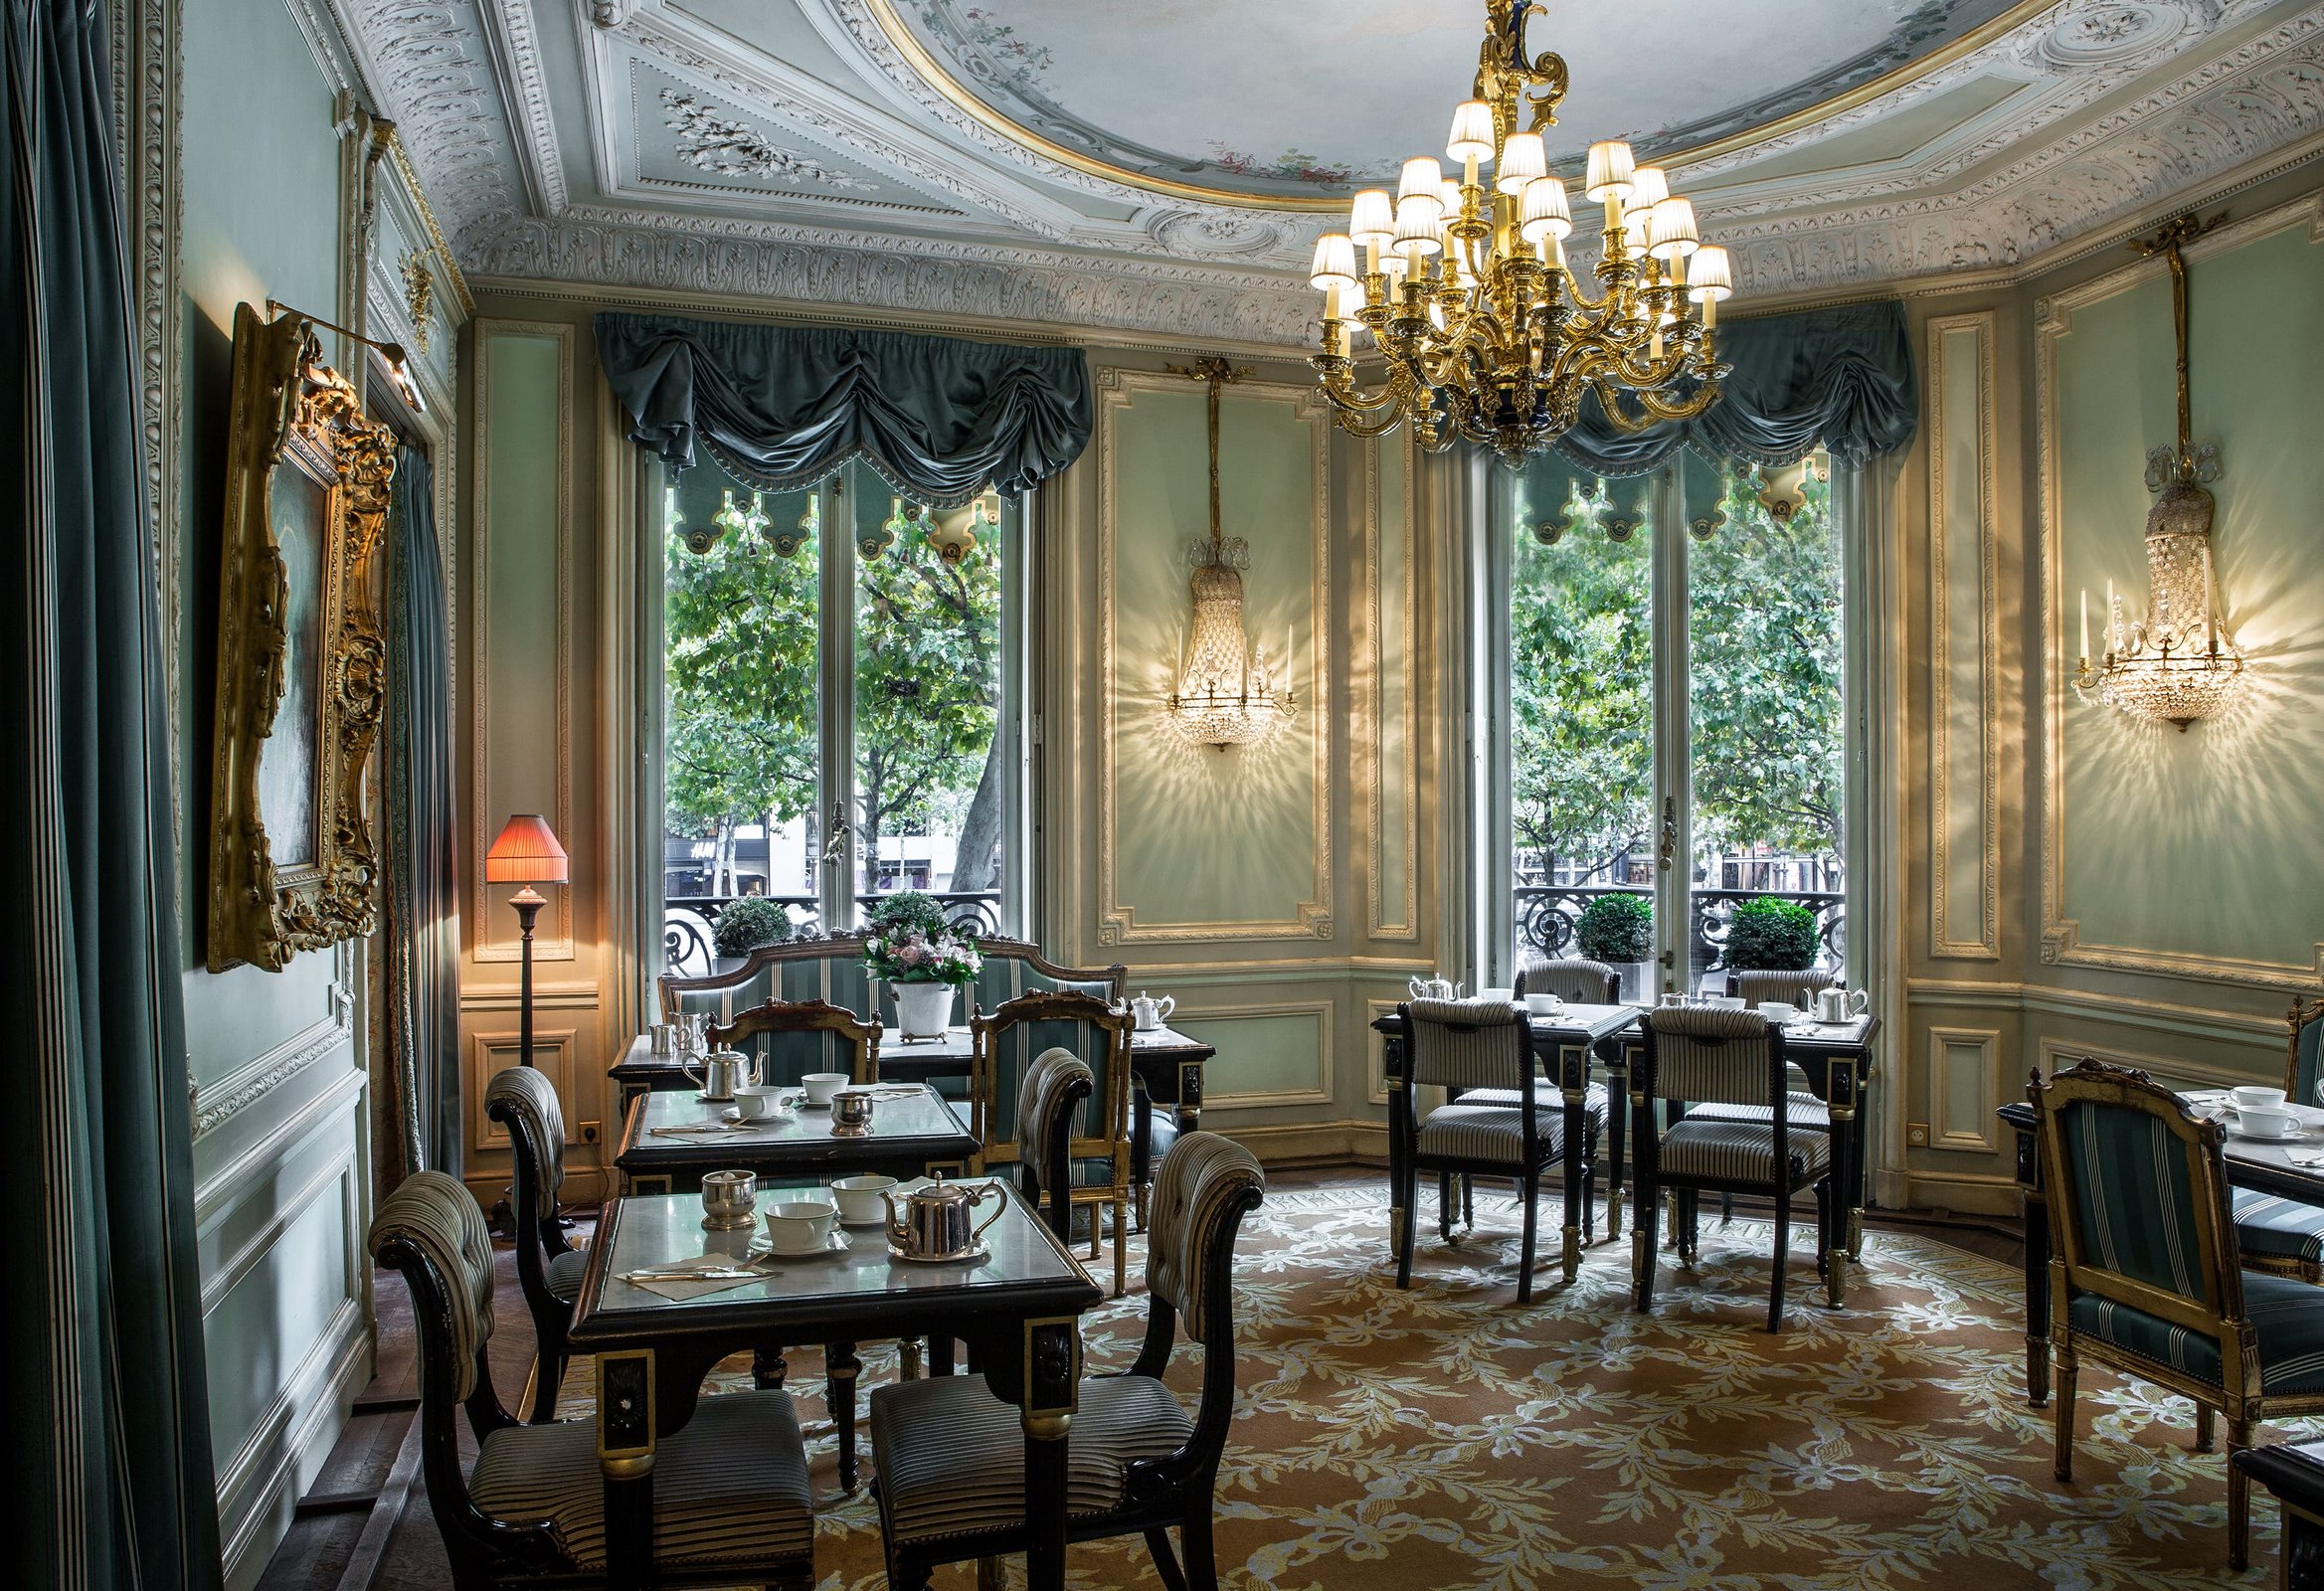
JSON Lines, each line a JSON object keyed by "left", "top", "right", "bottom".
{"left": 2073, "top": 214, "right": 2243, "bottom": 732}
{"left": 1308, "top": 0, "right": 1731, "bottom": 462}
{"left": 1167, "top": 359, "right": 1296, "bottom": 750}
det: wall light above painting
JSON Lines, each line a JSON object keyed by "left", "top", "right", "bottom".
{"left": 1164, "top": 358, "right": 1296, "bottom": 751}
{"left": 2072, "top": 214, "right": 2244, "bottom": 732}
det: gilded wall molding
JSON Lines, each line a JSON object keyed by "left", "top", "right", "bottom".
{"left": 470, "top": 319, "right": 576, "bottom": 962}
{"left": 1924, "top": 311, "right": 2003, "bottom": 961}
{"left": 1094, "top": 366, "right": 1333, "bottom": 945}
{"left": 1170, "top": 1000, "right": 1336, "bottom": 1110}
{"left": 2034, "top": 190, "right": 2324, "bottom": 990}
{"left": 1364, "top": 433, "right": 1420, "bottom": 942}
{"left": 191, "top": 945, "right": 359, "bottom": 1140}
{"left": 1924, "top": 1025, "right": 2003, "bottom": 1153}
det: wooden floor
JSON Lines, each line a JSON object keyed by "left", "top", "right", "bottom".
{"left": 256, "top": 1171, "right": 2024, "bottom": 1591}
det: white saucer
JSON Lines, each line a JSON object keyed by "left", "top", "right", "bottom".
{"left": 750, "top": 1229, "right": 851, "bottom": 1260}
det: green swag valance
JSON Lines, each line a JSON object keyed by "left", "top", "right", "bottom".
{"left": 596, "top": 313, "right": 1094, "bottom": 508}
{"left": 1544, "top": 298, "right": 1918, "bottom": 477}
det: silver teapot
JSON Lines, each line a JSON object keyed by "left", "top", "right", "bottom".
{"left": 689, "top": 1047, "right": 760, "bottom": 1102}
{"left": 881, "top": 1176, "right": 1004, "bottom": 1260}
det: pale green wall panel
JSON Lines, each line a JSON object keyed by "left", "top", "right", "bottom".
{"left": 1174, "top": 1011, "right": 1328, "bottom": 1104}
{"left": 478, "top": 330, "right": 569, "bottom": 840}
{"left": 1111, "top": 387, "right": 1322, "bottom": 929}
{"left": 2058, "top": 223, "right": 2324, "bottom": 971}
{"left": 1374, "top": 438, "right": 1414, "bottom": 937}
{"left": 1936, "top": 323, "right": 1988, "bottom": 949}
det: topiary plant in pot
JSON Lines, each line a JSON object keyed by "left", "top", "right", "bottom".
{"left": 1575, "top": 893, "right": 1653, "bottom": 964}
{"left": 712, "top": 896, "right": 795, "bottom": 960}
{"left": 1725, "top": 896, "right": 1819, "bottom": 972}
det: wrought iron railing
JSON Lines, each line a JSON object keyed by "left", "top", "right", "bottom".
{"left": 1515, "top": 884, "right": 1845, "bottom": 991}
{"left": 662, "top": 891, "right": 1004, "bottom": 977}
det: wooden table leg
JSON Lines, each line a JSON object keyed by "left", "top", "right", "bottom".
{"left": 1825, "top": 1062, "right": 1857, "bottom": 1310}
{"left": 1604, "top": 1049, "right": 1629, "bottom": 1243}
{"left": 1559, "top": 1042, "right": 1587, "bottom": 1283}
{"left": 1017, "top": 1319, "right": 1080, "bottom": 1591}
{"left": 1385, "top": 1029, "right": 1410, "bottom": 1260}
{"left": 828, "top": 1339, "right": 862, "bottom": 1491}
{"left": 2014, "top": 1124, "right": 2051, "bottom": 1408}
{"left": 597, "top": 1350, "right": 657, "bottom": 1591}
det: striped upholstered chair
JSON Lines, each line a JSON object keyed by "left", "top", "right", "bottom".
{"left": 1728, "top": 969, "right": 1835, "bottom": 1007}
{"left": 972, "top": 988, "right": 1137, "bottom": 1295}
{"left": 1016, "top": 1046, "right": 1096, "bottom": 1241}
{"left": 2033, "top": 1058, "right": 2324, "bottom": 1570}
{"left": 1515, "top": 954, "right": 1621, "bottom": 1004}
{"left": 2233, "top": 996, "right": 2324, "bottom": 1283}
{"left": 369, "top": 1171, "right": 815, "bottom": 1590}
{"left": 1632, "top": 1006, "right": 1832, "bottom": 1330}
{"left": 483, "top": 1067, "right": 586, "bottom": 1423}
{"left": 705, "top": 995, "right": 881, "bottom": 1088}
{"left": 869, "top": 1133, "right": 1265, "bottom": 1591}
{"left": 1395, "top": 996, "right": 1594, "bottom": 1304}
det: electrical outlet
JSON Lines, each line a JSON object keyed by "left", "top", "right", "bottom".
{"left": 1905, "top": 1121, "right": 1929, "bottom": 1148}
{"left": 580, "top": 1120, "right": 601, "bottom": 1145}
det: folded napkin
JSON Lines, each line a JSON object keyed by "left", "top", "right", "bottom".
{"left": 614, "top": 1254, "right": 775, "bottom": 1303}
{"left": 648, "top": 1117, "right": 797, "bottom": 1141}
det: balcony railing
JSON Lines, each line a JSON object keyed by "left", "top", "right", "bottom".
{"left": 1515, "top": 885, "right": 1845, "bottom": 991}
{"left": 662, "top": 891, "right": 1005, "bottom": 977}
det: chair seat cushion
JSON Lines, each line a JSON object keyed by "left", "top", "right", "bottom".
{"left": 2235, "top": 1187, "right": 2324, "bottom": 1270}
{"left": 1684, "top": 1092, "right": 1834, "bottom": 1133}
{"left": 2067, "top": 1272, "right": 2324, "bottom": 1394}
{"left": 871, "top": 1371, "right": 1191, "bottom": 1546}
{"left": 469, "top": 1389, "right": 812, "bottom": 1570}
{"left": 1416, "top": 1094, "right": 1593, "bottom": 1166}
{"left": 545, "top": 1248, "right": 588, "bottom": 1304}
{"left": 1656, "top": 1117, "right": 1831, "bottom": 1185}
{"left": 1450, "top": 1080, "right": 1610, "bottom": 1125}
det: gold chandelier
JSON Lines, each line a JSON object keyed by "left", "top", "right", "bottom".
{"left": 1308, "top": 0, "right": 1731, "bottom": 462}
{"left": 2072, "top": 214, "right": 2242, "bottom": 732}
{"left": 1166, "top": 358, "right": 1296, "bottom": 750}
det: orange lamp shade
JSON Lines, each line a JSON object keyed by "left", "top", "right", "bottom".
{"left": 484, "top": 813, "right": 568, "bottom": 885}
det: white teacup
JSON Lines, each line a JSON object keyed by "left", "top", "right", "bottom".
{"left": 2233, "top": 1085, "right": 2289, "bottom": 1112}
{"left": 2239, "top": 1105, "right": 2298, "bottom": 1138}
{"left": 800, "top": 1071, "right": 849, "bottom": 1108}
{"left": 831, "top": 1173, "right": 898, "bottom": 1227}
{"left": 1480, "top": 986, "right": 1516, "bottom": 1002}
{"left": 1706, "top": 995, "right": 1746, "bottom": 1011}
{"left": 1756, "top": 1001, "right": 1801, "bottom": 1024}
{"left": 732, "top": 1084, "right": 785, "bottom": 1122}
{"left": 765, "top": 1199, "right": 839, "bottom": 1253}
{"left": 1524, "top": 992, "right": 1562, "bottom": 1016}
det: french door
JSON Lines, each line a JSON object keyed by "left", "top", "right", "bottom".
{"left": 657, "top": 457, "right": 1028, "bottom": 972}
{"left": 1485, "top": 450, "right": 1853, "bottom": 998}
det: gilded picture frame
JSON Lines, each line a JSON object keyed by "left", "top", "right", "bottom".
{"left": 207, "top": 303, "right": 395, "bottom": 972}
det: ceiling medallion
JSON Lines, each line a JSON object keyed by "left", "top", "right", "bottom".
{"left": 1164, "top": 358, "right": 1296, "bottom": 751}
{"left": 2073, "top": 212, "right": 2243, "bottom": 731}
{"left": 1308, "top": 0, "right": 1730, "bottom": 462}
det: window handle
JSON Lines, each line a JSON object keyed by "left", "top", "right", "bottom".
{"left": 819, "top": 801, "right": 853, "bottom": 867}
{"left": 1657, "top": 796, "right": 1677, "bottom": 873}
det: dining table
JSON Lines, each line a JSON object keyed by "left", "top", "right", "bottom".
{"left": 614, "top": 1082, "right": 980, "bottom": 1193}
{"left": 1375, "top": 1001, "right": 1882, "bottom": 1303}
{"left": 1997, "top": 1089, "right": 2324, "bottom": 1407}
{"left": 567, "top": 1179, "right": 1101, "bottom": 1591}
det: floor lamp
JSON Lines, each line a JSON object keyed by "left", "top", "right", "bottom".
{"left": 485, "top": 814, "right": 567, "bottom": 1069}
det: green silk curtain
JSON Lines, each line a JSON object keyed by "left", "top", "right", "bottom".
{"left": 0, "top": 0, "right": 221, "bottom": 1582}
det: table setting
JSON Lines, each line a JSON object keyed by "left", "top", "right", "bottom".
{"left": 2184, "top": 1085, "right": 2324, "bottom": 1160}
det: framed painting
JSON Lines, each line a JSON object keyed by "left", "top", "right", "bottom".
{"left": 207, "top": 303, "right": 396, "bottom": 972}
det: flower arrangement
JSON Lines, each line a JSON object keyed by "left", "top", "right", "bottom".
{"left": 865, "top": 924, "right": 982, "bottom": 987}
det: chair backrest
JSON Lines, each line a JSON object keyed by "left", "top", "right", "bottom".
{"left": 1729, "top": 970, "right": 1833, "bottom": 1008}
{"left": 484, "top": 1065, "right": 565, "bottom": 1224}
{"left": 1403, "top": 997, "right": 1531, "bottom": 1093}
{"left": 2286, "top": 997, "right": 2324, "bottom": 1108}
{"left": 971, "top": 989, "right": 1133, "bottom": 1168}
{"left": 1015, "top": 1047, "right": 1093, "bottom": 1239}
{"left": 369, "top": 1170, "right": 498, "bottom": 1406}
{"left": 707, "top": 997, "right": 880, "bottom": 1086}
{"left": 659, "top": 936, "right": 876, "bottom": 1076}
{"left": 1516, "top": 956, "right": 1620, "bottom": 1004}
{"left": 967, "top": 937, "right": 1126, "bottom": 1018}
{"left": 1145, "top": 1131, "right": 1267, "bottom": 1347}
{"left": 1642, "top": 1007, "right": 1783, "bottom": 1107}
{"left": 2032, "top": 1058, "right": 2241, "bottom": 1335}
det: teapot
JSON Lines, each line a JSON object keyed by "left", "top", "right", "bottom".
{"left": 1408, "top": 975, "right": 1461, "bottom": 1000}
{"left": 1814, "top": 986, "right": 1872, "bottom": 1024}
{"left": 1131, "top": 991, "right": 1175, "bottom": 1031}
{"left": 882, "top": 1176, "right": 1005, "bottom": 1260}
{"left": 689, "top": 1047, "right": 761, "bottom": 1102}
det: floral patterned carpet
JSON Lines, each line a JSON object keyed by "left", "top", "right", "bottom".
{"left": 569, "top": 1185, "right": 2294, "bottom": 1589}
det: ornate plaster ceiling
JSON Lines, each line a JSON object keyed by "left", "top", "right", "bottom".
{"left": 324, "top": 0, "right": 2324, "bottom": 348}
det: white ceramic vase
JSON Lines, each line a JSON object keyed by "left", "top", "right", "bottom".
{"left": 893, "top": 980, "right": 957, "bottom": 1040}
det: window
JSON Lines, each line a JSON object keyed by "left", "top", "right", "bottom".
{"left": 659, "top": 458, "right": 1025, "bottom": 973}
{"left": 1494, "top": 453, "right": 1849, "bottom": 996}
